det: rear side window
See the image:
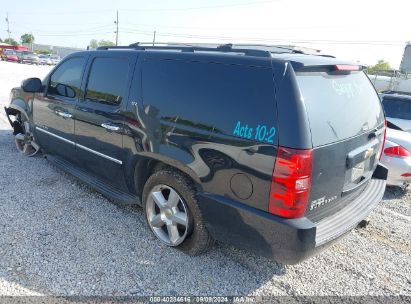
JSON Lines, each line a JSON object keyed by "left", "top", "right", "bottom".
{"left": 85, "top": 57, "right": 129, "bottom": 106}
{"left": 48, "top": 57, "right": 85, "bottom": 99}
{"left": 382, "top": 97, "right": 411, "bottom": 120}
{"left": 141, "top": 59, "right": 277, "bottom": 143}
{"left": 296, "top": 71, "right": 384, "bottom": 147}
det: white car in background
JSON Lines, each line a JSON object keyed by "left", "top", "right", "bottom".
{"left": 381, "top": 123, "right": 411, "bottom": 187}
{"left": 379, "top": 92, "right": 411, "bottom": 187}
{"left": 38, "top": 55, "right": 52, "bottom": 65}
{"left": 50, "top": 55, "right": 61, "bottom": 65}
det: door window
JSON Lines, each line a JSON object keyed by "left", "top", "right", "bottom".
{"left": 141, "top": 59, "right": 277, "bottom": 140}
{"left": 48, "top": 57, "right": 85, "bottom": 99}
{"left": 85, "top": 57, "right": 129, "bottom": 106}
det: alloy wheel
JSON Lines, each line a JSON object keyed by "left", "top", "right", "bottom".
{"left": 146, "top": 184, "right": 189, "bottom": 246}
{"left": 15, "top": 121, "right": 40, "bottom": 157}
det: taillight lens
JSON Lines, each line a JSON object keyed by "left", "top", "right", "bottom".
{"left": 384, "top": 146, "right": 411, "bottom": 157}
{"left": 335, "top": 64, "right": 361, "bottom": 71}
{"left": 269, "top": 147, "right": 313, "bottom": 219}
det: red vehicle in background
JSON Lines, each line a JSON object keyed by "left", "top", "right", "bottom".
{"left": 2, "top": 49, "right": 20, "bottom": 62}
{"left": 0, "top": 44, "right": 29, "bottom": 62}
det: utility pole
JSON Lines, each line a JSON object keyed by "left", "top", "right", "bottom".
{"left": 114, "top": 10, "right": 119, "bottom": 46}
{"left": 30, "top": 31, "right": 33, "bottom": 51}
{"left": 152, "top": 30, "right": 156, "bottom": 46}
{"left": 5, "top": 13, "right": 11, "bottom": 39}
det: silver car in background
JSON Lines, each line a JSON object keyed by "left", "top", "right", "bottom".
{"left": 50, "top": 55, "right": 61, "bottom": 65}
{"left": 380, "top": 92, "right": 411, "bottom": 187}
{"left": 381, "top": 126, "right": 411, "bottom": 187}
{"left": 21, "top": 51, "right": 40, "bottom": 65}
{"left": 38, "top": 55, "right": 52, "bottom": 65}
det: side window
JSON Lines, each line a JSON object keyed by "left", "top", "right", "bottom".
{"left": 141, "top": 59, "right": 277, "bottom": 141}
{"left": 48, "top": 57, "right": 85, "bottom": 99}
{"left": 85, "top": 57, "right": 129, "bottom": 106}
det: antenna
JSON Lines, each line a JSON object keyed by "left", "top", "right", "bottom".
{"left": 114, "top": 10, "right": 119, "bottom": 46}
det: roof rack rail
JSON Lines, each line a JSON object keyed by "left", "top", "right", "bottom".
{"left": 96, "top": 42, "right": 272, "bottom": 58}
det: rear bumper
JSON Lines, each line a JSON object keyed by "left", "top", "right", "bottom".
{"left": 381, "top": 154, "right": 411, "bottom": 187}
{"left": 197, "top": 164, "right": 387, "bottom": 264}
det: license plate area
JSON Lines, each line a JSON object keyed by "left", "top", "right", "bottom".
{"left": 351, "top": 161, "right": 365, "bottom": 182}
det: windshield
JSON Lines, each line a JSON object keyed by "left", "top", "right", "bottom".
{"left": 296, "top": 71, "right": 384, "bottom": 147}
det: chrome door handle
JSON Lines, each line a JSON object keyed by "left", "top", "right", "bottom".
{"left": 55, "top": 110, "right": 73, "bottom": 119}
{"left": 101, "top": 122, "right": 120, "bottom": 132}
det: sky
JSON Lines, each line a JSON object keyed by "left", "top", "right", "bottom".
{"left": 1, "top": 0, "right": 411, "bottom": 68}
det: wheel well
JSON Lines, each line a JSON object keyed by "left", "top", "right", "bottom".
{"left": 7, "top": 110, "right": 24, "bottom": 135}
{"left": 134, "top": 158, "right": 200, "bottom": 200}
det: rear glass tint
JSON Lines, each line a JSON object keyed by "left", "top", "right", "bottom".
{"left": 296, "top": 71, "right": 384, "bottom": 147}
{"left": 142, "top": 59, "right": 277, "bottom": 143}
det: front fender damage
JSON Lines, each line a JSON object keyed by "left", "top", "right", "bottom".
{"left": 4, "top": 106, "right": 40, "bottom": 157}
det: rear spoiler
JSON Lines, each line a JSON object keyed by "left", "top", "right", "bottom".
{"left": 294, "top": 64, "right": 364, "bottom": 72}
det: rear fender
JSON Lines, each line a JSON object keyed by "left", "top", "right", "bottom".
{"left": 124, "top": 152, "right": 202, "bottom": 198}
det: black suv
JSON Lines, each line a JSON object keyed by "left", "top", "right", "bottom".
{"left": 4, "top": 43, "right": 387, "bottom": 264}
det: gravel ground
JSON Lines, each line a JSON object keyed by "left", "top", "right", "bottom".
{"left": 0, "top": 61, "right": 410, "bottom": 296}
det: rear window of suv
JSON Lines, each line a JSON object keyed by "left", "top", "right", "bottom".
{"left": 296, "top": 71, "right": 384, "bottom": 147}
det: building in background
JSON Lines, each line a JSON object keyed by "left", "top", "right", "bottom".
{"left": 369, "top": 43, "right": 411, "bottom": 93}
{"left": 0, "top": 43, "right": 29, "bottom": 51}
{"left": 400, "top": 43, "right": 411, "bottom": 73}
{"left": 22, "top": 43, "right": 84, "bottom": 58}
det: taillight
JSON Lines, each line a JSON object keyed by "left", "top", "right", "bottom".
{"left": 384, "top": 146, "right": 411, "bottom": 157}
{"left": 269, "top": 147, "right": 313, "bottom": 219}
{"left": 334, "top": 64, "right": 361, "bottom": 71}
{"left": 379, "top": 120, "right": 387, "bottom": 160}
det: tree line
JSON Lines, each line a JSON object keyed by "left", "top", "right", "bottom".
{"left": 0, "top": 33, "right": 34, "bottom": 46}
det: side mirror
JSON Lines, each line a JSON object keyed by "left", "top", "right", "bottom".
{"left": 22, "top": 78, "right": 43, "bottom": 93}
{"left": 56, "top": 83, "right": 76, "bottom": 99}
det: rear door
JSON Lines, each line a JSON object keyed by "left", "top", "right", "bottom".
{"left": 74, "top": 53, "right": 136, "bottom": 189}
{"left": 33, "top": 56, "right": 87, "bottom": 162}
{"left": 294, "top": 68, "right": 385, "bottom": 221}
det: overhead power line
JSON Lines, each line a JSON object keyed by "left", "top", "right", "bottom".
{"left": 11, "top": 24, "right": 114, "bottom": 34}
{"left": 7, "top": 0, "right": 277, "bottom": 15}
{"left": 37, "top": 31, "right": 114, "bottom": 37}
{"left": 120, "top": 22, "right": 411, "bottom": 31}
{"left": 122, "top": 0, "right": 278, "bottom": 11}
{"left": 120, "top": 28, "right": 406, "bottom": 46}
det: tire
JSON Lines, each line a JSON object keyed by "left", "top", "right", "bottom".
{"left": 142, "top": 169, "right": 214, "bottom": 255}
{"left": 13, "top": 113, "right": 40, "bottom": 157}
